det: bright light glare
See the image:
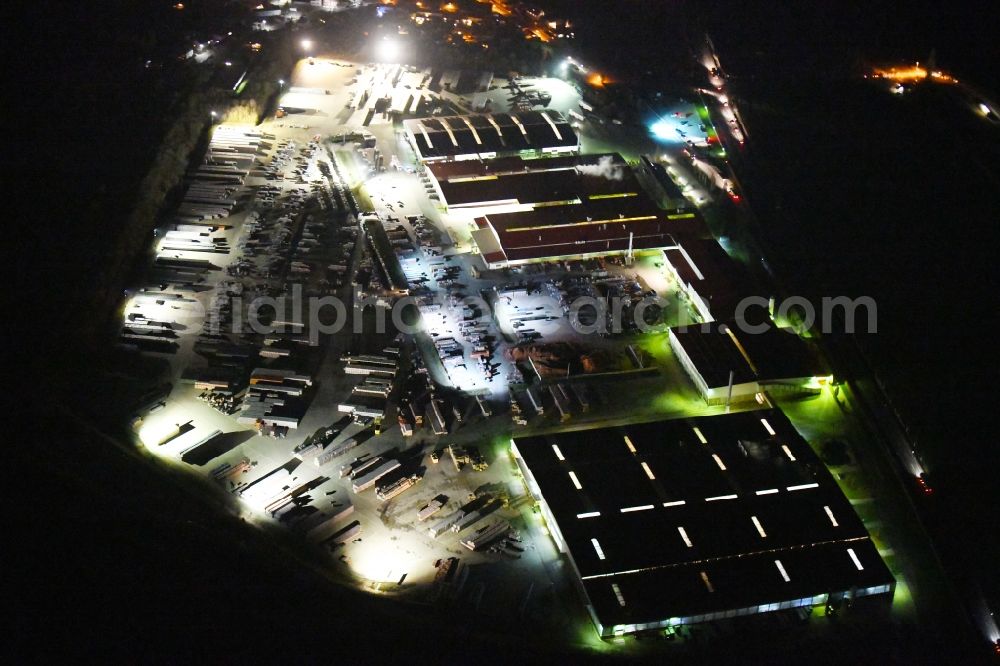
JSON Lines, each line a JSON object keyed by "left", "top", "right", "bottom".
{"left": 300, "top": 39, "right": 313, "bottom": 51}
{"left": 377, "top": 38, "right": 400, "bottom": 62}
{"left": 650, "top": 120, "right": 679, "bottom": 142}
{"left": 349, "top": 541, "right": 419, "bottom": 582}
{"left": 139, "top": 420, "right": 178, "bottom": 447}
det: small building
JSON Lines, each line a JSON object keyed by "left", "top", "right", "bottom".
{"left": 634, "top": 155, "right": 690, "bottom": 212}
{"left": 668, "top": 319, "right": 831, "bottom": 404}
{"left": 438, "top": 69, "right": 494, "bottom": 94}
{"left": 662, "top": 238, "right": 752, "bottom": 323}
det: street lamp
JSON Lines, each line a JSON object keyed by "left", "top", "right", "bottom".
{"left": 210, "top": 110, "right": 218, "bottom": 121}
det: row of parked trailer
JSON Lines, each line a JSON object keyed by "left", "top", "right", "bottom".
{"left": 514, "top": 382, "right": 591, "bottom": 424}
{"left": 375, "top": 474, "right": 420, "bottom": 501}
{"left": 123, "top": 128, "right": 270, "bottom": 355}
{"left": 428, "top": 498, "right": 500, "bottom": 538}
{"left": 305, "top": 502, "right": 356, "bottom": 542}
{"left": 174, "top": 126, "right": 268, "bottom": 226}
{"left": 314, "top": 437, "right": 359, "bottom": 466}
{"left": 351, "top": 459, "right": 401, "bottom": 493}
{"left": 210, "top": 456, "right": 255, "bottom": 481}
{"left": 460, "top": 520, "right": 511, "bottom": 552}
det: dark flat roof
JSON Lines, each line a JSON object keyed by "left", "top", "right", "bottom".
{"left": 475, "top": 196, "right": 708, "bottom": 263}
{"left": 670, "top": 320, "right": 826, "bottom": 388}
{"left": 514, "top": 409, "right": 892, "bottom": 629}
{"left": 664, "top": 239, "right": 750, "bottom": 321}
{"left": 672, "top": 321, "right": 758, "bottom": 386}
{"left": 434, "top": 154, "right": 644, "bottom": 208}
{"left": 404, "top": 111, "right": 578, "bottom": 160}
{"left": 426, "top": 153, "right": 592, "bottom": 181}
{"left": 638, "top": 155, "right": 686, "bottom": 202}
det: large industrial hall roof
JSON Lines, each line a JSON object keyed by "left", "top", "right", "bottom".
{"left": 404, "top": 111, "right": 578, "bottom": 160}
{"left": 513, "top": 410, "right": 893, "bottom": 630}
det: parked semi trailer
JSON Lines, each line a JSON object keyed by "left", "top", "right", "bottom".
{"left": 376, "top": 474, "right": 420, "bottom": 501}
{"left": 548, "top": 385, "right": 570, "bottom": 422}
{"left": 429, "top": 510, "right": 464, "bottom": 538}
{"left": 417, "top": 497, "right": 445, "bottom": 521}
{"left": 306, "top": 503, "right": 355, "bottom": 542}
{"left": 339, "top": 456, "right": 368, "bottom": 478}
{"left": 351, "top": 460, "right": 401, "bottom": 492}
{"left": 314, "top": 438, "right": 359, "bottom": 466}
{"left": 323, "top": 520, "right": 362, "bottom": 547}
{"left": 461, "top": 520, "right": 510, "bottom": 551}
{"left": 348, "top": 456, "right": 384, "bottom": 480}
{"left": 525, "top": 386, "right": 543, "bottom": 415}
{"left": 210, "top": 456, "right": 253, "bottom": 481}
{"left": 451, "top": 510, "right": 485, "bottom": 534}
{"left": 294, "top": 441, "right": 323, "bottom": 461}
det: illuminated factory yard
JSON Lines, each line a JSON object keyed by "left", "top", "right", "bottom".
{"left": 38, "top": 0, "right": 999, "bottom": 661}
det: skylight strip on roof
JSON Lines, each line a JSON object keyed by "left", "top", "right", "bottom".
{"left": 438, "top": 118, "right": 459, "bottom": 147}
{"left": 775, "top": 559, "right": 791, "bottom": 582}
{"left": 509, "top": 113, "right": 529, "bottom": 138}
{"left": 460, "top": 116, "right": 483, "bottom": 145}
{"left": 418, "top": 122, "right": 434, "bottom": 149}
{"left": 824, "top": 506, "right": 839, "bottom": 527}
{"left": 486, "top": 115, "right": 506, "bottom": 145}
{"left": 540, "top": 111, "right": 563, "bottom": 140}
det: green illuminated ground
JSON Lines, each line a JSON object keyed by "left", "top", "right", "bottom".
{"left": 777, "top": 388, "right": 922, "bottom": 625}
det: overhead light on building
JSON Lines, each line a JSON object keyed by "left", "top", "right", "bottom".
{"left": 775, "top": 559, "right": 791, "bottom": 582}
